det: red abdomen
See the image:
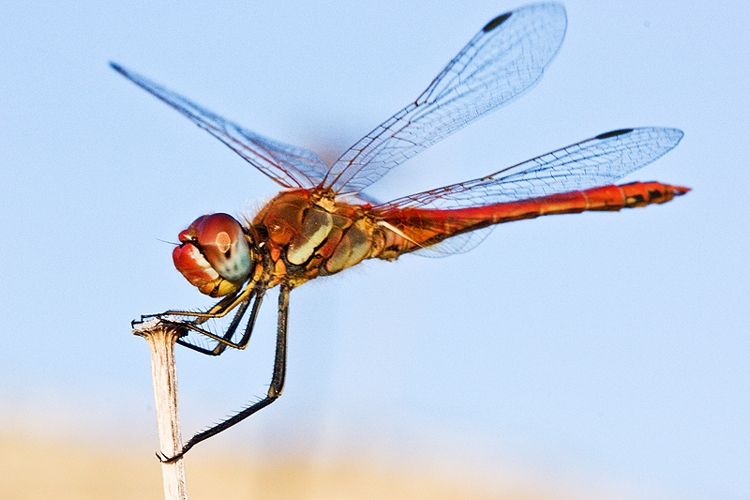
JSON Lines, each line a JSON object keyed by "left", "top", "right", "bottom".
{"left": 377, "top": 182, "right": 690, "bottom": 255}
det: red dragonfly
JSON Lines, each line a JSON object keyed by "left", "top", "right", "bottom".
{"left": 115, "top": 3, "right": 688, "bottom": 461}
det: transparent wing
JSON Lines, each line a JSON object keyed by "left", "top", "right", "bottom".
{"left": 323, "top": 3, "right": 567, "bottom": 194}
{"left": 378, "top": 127, "right": 683, "bottom": 257}
{"left": 376, "top": 127, "right": 684, "bottom": 211}
{"left": 412, "top": 228, "right": 494, "bottom": 257}
{"left": 111, "top": 63, "right": 329, "bottom": 189}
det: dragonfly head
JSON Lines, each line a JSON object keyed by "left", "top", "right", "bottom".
{"left": 172, "top": 213, "right": 254, "bottom": 297}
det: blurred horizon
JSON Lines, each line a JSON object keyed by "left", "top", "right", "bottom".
{"left": 2, "top": 430, "right": 561, "bottom": 499}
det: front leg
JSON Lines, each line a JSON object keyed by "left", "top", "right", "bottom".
{"left": 134, "top": 288, "right": 265, "bottom": 356}
{"left": 158, "top": 285, "right": 291, "bottom": 462}
{"left": 133, "top": 288, "right": 252, "bottom": 327}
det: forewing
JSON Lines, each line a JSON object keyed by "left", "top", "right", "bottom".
{"left": 323, "top": 3, "right": 567, "bottom": 194}
{"left": 111, "top": 63, "right": 329, "bottom": 189}
{"left": 380, "top": 127, "right": 684, "bottom": 255}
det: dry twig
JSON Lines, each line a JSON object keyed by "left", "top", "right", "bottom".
{"left": 134, "top": 321, "right": 188, "bottom": 500}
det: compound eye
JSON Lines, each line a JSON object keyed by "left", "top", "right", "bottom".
{"left": 195, "top": 213, "right": 252, "bottom": 282}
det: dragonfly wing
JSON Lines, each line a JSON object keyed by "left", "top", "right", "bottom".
{"left": 412, "top": 227, "right": 495, "bottom": 257}
{"left": 380, "top": 127, "right": 684, "bottom": 256}
{"left": 323, "top": 3, "right": 567, "bottom": 194}
{"left": 378, "top": 127, "right": 684, "bottom": 211}
{"left": 111, "top": 63, "right": 329, "bottom": 189}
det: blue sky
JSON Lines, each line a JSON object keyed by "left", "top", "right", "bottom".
{"left": 1, "top": 1, "right": 748, "bottom": 498}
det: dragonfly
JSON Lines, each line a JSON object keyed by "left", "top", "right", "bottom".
{"left": 115, "top": 3, "right": 688, "bottom": 462}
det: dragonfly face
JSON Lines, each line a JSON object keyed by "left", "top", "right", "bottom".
{"left": 172, "top": 213, "right": 254, "bottom": 297}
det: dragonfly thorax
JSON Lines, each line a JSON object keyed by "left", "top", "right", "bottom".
{"left": 172, "top": 213, "right": 255, "bottom": 297}
{"left": 253, "top": 190, "right": 387, "bottom": 286}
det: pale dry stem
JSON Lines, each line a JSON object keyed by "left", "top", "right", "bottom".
{"left": 133, "top": 321, "right": 188, "bottom": 500}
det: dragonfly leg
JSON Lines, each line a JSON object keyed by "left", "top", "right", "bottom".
{"left": 177, "top": 289, "right": 266, "bottom": 356}
{"left": 157, "top": 285, "right": 291, "bottom": 463}
{"left": 134, "top": 288, "right": 266, "bottom": 356}
{"left": 223, "top": 289, "right": 265, "bottom": 351}
{"left": 173, "top": 299, "right": 249, "bottom": 355}
{"left": 134, "top": 288, "right": 255, "bottom": 327}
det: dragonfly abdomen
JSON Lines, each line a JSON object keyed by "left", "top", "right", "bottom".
{"left": 377, "top": 181, "right": 689, "bottom": 257}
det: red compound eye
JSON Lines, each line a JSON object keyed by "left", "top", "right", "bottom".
{"left": 194, "top": 213, "right": 252, "bottom": 282}
{"left": 173, "top": 213, "right": 253, "bottom": 295}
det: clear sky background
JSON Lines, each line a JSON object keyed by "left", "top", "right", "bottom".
{"left": 1, "top": 1, "right": 748, "bottom": 498}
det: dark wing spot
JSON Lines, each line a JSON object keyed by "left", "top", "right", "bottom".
{"left": 595, "top": 128, "right": 634, "bottom": 140}
{"left": 483, "top": 12, "right": 512, "bottom": 32}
